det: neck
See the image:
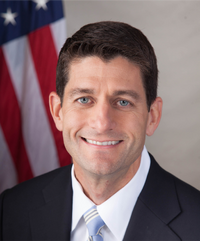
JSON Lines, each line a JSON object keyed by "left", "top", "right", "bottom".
{"left": 73, "top": 158, "right": 141, "bottom": 205}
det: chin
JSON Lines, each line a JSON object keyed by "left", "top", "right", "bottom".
{"left": 86, "top": 159, "right": 122, "bottom": 176}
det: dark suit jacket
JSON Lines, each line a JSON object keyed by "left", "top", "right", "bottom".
{"left": 1, "top": 154, "right": 200, "bottom": 240}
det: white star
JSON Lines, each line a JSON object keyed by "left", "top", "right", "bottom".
{"left": 1, "top": 8, "right": 18, "bottom": 26}
{"left": 33, "top": 0, "right": 49, "bottom": 10}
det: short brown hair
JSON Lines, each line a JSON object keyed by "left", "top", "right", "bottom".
{"left": 56, "top": 21, "right": 158, "bottom": 111}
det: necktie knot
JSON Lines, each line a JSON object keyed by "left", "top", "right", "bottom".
{"left": 83, "top": 206, "right": 105, "bottom": 241}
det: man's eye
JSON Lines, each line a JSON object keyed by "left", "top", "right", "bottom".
{"left": 119, "top": 100, "right": 129, "bottom": 106}
{"left": 78, "top": 97, "right": 90, "bottom": 104}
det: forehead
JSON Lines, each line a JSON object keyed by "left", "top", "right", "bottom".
{"left": 65, "top": 56, "right": 145, "bottom": 96}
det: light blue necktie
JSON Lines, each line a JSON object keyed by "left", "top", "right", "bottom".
{"left": 83, "top": 206, "right": 105, "bottom": 241}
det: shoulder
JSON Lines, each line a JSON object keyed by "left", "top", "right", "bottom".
{"left": 149, "top": 153, "right": 200, "bottom": 200}
{"left": 0, "top": 164, "right": 72, "bottom": 209}
{"left": 173, "top": 172, "right": 200, "bottom": 218}
{"left": 165, "top": 165, "right": 200, "bottom": 236}
{"left": 174, "top": 172, "right": 200, "bottom": 199}
{"left": 0, "top": 165, "right": 73, "bottom": 240}
{"left": 148, "top": 153, "right": 200, "bottom": 236}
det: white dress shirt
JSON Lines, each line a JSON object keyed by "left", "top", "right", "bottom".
{"left": 70, "top": 146, "right": 150, "bottom": 241}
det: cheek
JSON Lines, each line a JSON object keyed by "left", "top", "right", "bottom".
{"left": 62, "top": 108, "right": 86, "bottom": 137}
{"left": 125, "top": 113, "right": 147, "bottom": 129}
{"left": 124, "top": 113, "right": 148, "bottom": 139}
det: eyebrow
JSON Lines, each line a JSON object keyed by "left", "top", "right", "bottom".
{"left": 113, "top": 90, "right": 140, "bottom": 100}
{"left": 68, "top": 88, "right": 140, "bottom": 100}
{"left": 68, "top": 88, "right": 95, "bottom": 98}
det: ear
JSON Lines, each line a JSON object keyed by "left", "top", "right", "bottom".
{"left": 146, "top": 97, "right": 163, "bottom": 136}
{"left": 49, "top": 91, "right": 63, "bottom": 131}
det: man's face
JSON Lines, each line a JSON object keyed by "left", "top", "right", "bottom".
{"left": 52, "top": 56, "right": 159, "bottom": 179}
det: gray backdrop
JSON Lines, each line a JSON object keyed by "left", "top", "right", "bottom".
{"left": 63, "top": 1, "right": 200, "bottom": 190}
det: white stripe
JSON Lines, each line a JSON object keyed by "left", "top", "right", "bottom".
{"left": 97, "top": 226, "right": 104, "bottom": 236}
{"left": 84, "top": 208, "right": 97, "bottom": 218}
{"left": 50, "top": 18, "right": 67, "bottom": 55}
{"left": 86, "top": 214, "right": 99, "bottom": 225}
{"left": 0, "top": 126, "right": 18, "bottom": 193}
{"left": 85, "top": 211, "right": 98, "bottom": 222}
{"left": 3, "top": 37, "right": 59, "bottom": 176}
{"left": 84, "top": 209, "right": 98, "bottom": 221}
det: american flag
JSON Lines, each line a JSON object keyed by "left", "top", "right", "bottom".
{"left": 0, "top": 0, "right": 71, "bottom": 193}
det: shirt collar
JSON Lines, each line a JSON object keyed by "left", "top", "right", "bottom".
{"left": 71, "top": 165, "right": 95, "bottom": 231}
{"left": 71, "top": 146, "right": 150, "bottom": 240}
{"left": 97, "top": 146, "right": 150, "bottom": 240}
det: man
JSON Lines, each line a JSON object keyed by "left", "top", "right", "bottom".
{"left": 0, "top": 21, "right": 200, "bottom": 241}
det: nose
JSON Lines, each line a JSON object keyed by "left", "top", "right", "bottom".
{"left": 88, "top": 101, "right": 116, "bottom": 133}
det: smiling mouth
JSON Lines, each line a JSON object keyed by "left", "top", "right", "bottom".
{"left": 82, "top": 138, "right": 122, "bottom": 146}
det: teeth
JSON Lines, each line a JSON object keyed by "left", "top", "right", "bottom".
{"left": 85, "top": 139, "right": 120, "bottom": 146}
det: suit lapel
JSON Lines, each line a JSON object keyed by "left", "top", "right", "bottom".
{"left": 123, "top": 155, "right": 181, "bottom": 240}
{"left": 29, "top": 165, "right": 73, "bottom": 241}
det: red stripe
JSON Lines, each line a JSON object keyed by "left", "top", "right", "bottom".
{"left": 0, "top": 47, "right": 34, "bottom": 182}
{"left": 28, "top": 26, "right": 71, "bottom": 167}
